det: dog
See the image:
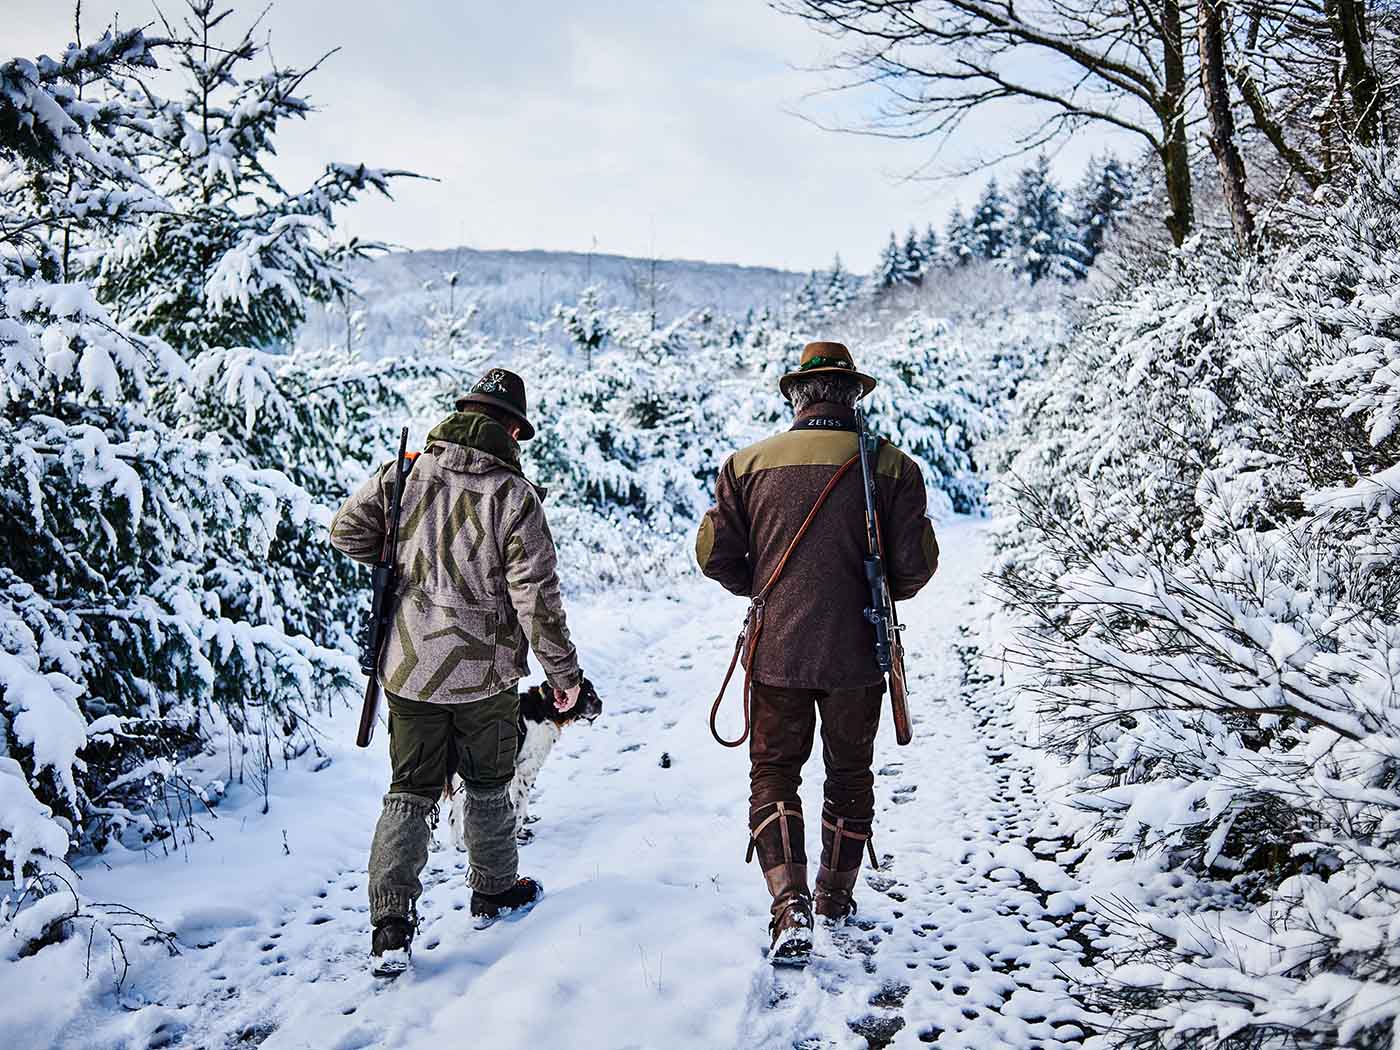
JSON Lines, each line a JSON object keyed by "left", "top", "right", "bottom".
{"left": 445, "top": 679, "right": 602, "bottom": 850}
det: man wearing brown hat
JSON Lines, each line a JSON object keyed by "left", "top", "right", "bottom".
{"left": 330, "top": 367, "right": 584, "bottom": 976}
{"left": 696, "top": 342, "right": 939, "bottom": 965}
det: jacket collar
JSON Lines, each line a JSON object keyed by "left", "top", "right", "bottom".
{"left": 423, "top": 411, "right": 549, "bottom": 501}
{"left": 426, "top": 411, "right": 521, "bottom": 469}
{"left": 790, "top": 401, "right": 858, "bottom": 432}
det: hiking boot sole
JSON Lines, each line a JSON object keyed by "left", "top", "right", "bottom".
{"left": 770, "top": 925, "right": 813, "bottom": 968}
{"left": 770, "top": 938, "right": 812, "bottom": 967}
{"left": 471, "top": 895, "right": 542, "bottom": 930}
{"left": 370, "top": 947, "right": 410, "bottom": 978}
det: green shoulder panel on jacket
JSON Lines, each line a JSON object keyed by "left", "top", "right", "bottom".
{"left": 695, "top": 513, "right": 717, "bottom": 570}
{"left": 876, "top": 440, "right": 908, "bottom": 481}
{"left": 732, "top": 430, "right": 856, "bottom": 477}
{"left": 730, "top": 429, "right": 910, "bottom": 480}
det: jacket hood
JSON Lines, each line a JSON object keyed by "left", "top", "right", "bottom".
{"left": 426, "top": 411, "right": 521, "bottom": 469}
{"left": 424, "top": 411, "right": 547, "bottom": 500}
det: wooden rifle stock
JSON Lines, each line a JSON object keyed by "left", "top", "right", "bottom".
{"left": 888, "top": 604, "right": 911, "bottom": 745}
{"left": 856, "top": 406, "right": 912, "bottom": 746}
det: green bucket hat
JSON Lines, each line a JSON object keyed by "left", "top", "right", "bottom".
{"left": 455, "top": 367, "right": 536, "bottom": 441}
{"left": 779, "top": 341, "right": 877, "bottom": 400}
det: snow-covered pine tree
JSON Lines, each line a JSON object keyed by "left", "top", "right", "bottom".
{"left": 0, "top": 29, "right": 164, "bottom": 281}
{"left": 872, "top": 232, "right": 903, "bottom": 291}
{"left": 859, "top": 314, "right": 997, "bottom": 514}
{"left": 519, "top": 308, "right": 760, "bottom": 583}
{"left": 968, "top": 177, "right": 1010, "bottom": 261}
{"left": 1008, "top": 154, "right": 1083, "bottom": 283}
{"left": 553, "top": 285, "right": 611, "bottom": 370}
{"left": 792, "top": 270, "right": 825, "bottom": 325}
{"left": 729, "top": 307, "right": 756, "bottom": 349}
{"left": 62, "top": 4, "right": 426, "bottom": 653}
{"left": 1071, "top": 152, "right": 1134, "bottom": 269}
{"left": 919, "top": 224, "right": 940, "bottom": 270}
{"left": 899, "top": 225, "right": 926, "bottom": 285}
{"left": 823, "top": 254, "right": 854, "bottom": 316}
{"left": 421, "top": 271, "right": 480, "bottom": 358}
{"left": 91, "top": 2, "right": 411, "bottom": 356}
{"left": 943, "top": 204, "right": 975, "bottom": 266}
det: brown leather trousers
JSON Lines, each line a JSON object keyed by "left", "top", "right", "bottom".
{"left": 747, "top": 679, "right": 884, "bottom": 917}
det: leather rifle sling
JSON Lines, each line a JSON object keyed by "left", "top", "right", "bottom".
{"left": 709, "top": 453, "right": 861, "bottom": 747}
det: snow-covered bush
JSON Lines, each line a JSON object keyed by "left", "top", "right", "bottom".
{"left": 524, "top": 309, "right": 746, "bottom": 533}
{"left": 992, "top": 151, "right": 1400, "bottom": 1049}
{"left": 859, "top": 308, "right": 1054, "bottom": 515}
{"left": 0, "top": 18, "right": 387, "bottom": 893}
{"left": 0, "top": 278, "right": 359, "bottom": 883}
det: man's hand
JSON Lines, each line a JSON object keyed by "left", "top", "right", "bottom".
{"left": 553, "top": 682, "right": 582, "bottom": 712}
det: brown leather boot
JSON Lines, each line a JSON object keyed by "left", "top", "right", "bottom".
{"left": 814, "top": 806, "right": 878, "bottom": 924}
{"left": 748, "top": 800, "right": 813, "bottom": 966}
{"left": 765, "top": 863, "right": 814, "bottom": 966}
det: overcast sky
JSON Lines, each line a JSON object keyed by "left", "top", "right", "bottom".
{"left": 10, "top": 1, "right": 1131, "bottom": 272}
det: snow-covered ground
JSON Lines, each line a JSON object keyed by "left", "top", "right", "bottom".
{"left": 3, "top": 517, "right": 1102, "bottom": 1050}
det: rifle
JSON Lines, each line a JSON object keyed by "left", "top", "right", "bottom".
{"left": 855, "top": 406, "right": 912, "bottom": 746}
{"left": 356, "top": 427, "right": 414, "bottom": 748}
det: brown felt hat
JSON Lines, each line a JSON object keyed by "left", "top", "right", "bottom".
{"left": 779, "top": 341, "right": 877, "bottom": 401}
{"left": 455, "top": 367, "right": 536, "bottom": 440}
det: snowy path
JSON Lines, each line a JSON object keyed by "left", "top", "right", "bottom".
{"left": 6, "top": 517, "right": 1100, "bottom": 1050}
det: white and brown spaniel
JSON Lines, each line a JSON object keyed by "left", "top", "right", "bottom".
{"left": 445, "top": 679, "right": 602, "bottom": 848}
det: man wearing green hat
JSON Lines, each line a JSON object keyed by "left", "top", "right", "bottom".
{"left": 330, "top": 367, "right": 584, "bottom": 976}
{"left": 696, "top": 341, "right": 940, "bottom": 966}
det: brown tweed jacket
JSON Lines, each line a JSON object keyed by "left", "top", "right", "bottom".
{"left": 330, "top": 412, "right": 581, "bottom": 704}
{"left": 695, "top": 402, "right": 939, "bottom": 690}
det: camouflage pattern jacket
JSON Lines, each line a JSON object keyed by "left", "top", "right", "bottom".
{"left": 330, "top": 412, "right": 581, "bottom": 704}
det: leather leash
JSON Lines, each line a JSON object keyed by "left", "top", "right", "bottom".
{"left": 709, "top": 453, "right": 861, "bottom": 747}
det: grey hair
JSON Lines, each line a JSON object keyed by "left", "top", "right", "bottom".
{"left": 787, "top": 374, "right": 863, "bottom": 413}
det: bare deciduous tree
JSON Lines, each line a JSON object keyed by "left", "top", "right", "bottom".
{"left": 774, "top": 0, "right": 1200, "bottom": 245}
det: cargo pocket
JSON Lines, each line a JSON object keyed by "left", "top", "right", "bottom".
{"left": 494, "top": 715, "right": 519, "bottom": 774}
{"left": 455, "top": 693, "right": 520, "bottom": 791}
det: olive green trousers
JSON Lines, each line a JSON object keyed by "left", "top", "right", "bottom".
{"left": 367, "top": 688, "right": 521, "bottom": 923}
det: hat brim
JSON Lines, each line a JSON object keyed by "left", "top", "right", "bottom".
{"left": 455, "top": 393, "right": 536, "bottom": 440}
{"left": 779, "top": 366, "right": 877, "bottom": 400}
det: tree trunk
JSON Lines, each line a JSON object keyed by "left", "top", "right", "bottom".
{"left": 1160, "top": 0, "right": 1195, "bottom": 247}
{"left": 1230, "top": 60, "right": 1324, "bottom": 190}
{"left": 1199, "top": 0, "right": 1255, "bottom": 247}
{"left": 1327, "top": 0, "right": 1383, "bottom": 145}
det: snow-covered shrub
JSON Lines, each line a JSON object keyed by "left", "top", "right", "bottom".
{"left": 992, "top": 232, "right": 1252, "bottom": 569}
{"left": 860, "top": 310, "right": 1031, "bottom": 515}
{"left": 524, "top": 309, "right": 746, "bottom": 533}
{"left": 0, "top": 22, "right": 371, "bottom": 890}
{"left": 0, "top": 279, "right": 359, "bottom": 882}
{"left": 992, "top": 152, "right": 1400, "bottom": 1049}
